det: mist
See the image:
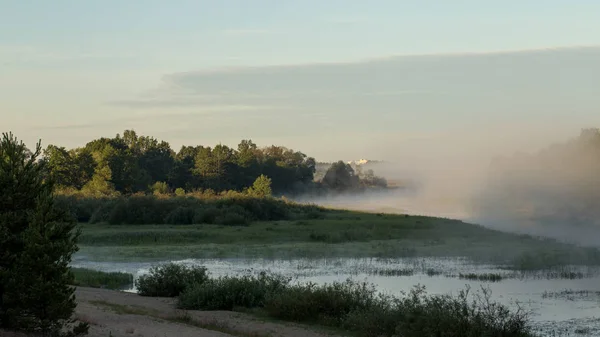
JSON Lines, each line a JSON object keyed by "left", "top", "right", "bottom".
{"left": 294, "top": 127, "right": 600, "bottom": 247}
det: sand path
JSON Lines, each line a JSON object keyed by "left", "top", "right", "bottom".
{"left": 72, "top": 287, "right": 344, "bottom": 337}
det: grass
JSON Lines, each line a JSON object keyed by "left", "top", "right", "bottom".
{"left": 70, "top": 268, "right": 133, "bottom": 290}
{"left": 76, "top": 210, "right": 600, "bottom": 270}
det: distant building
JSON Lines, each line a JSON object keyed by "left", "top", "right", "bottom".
{"left": 347, "top": 159, "right": 370, "bottom": 165}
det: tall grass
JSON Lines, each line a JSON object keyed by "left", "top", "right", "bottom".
{"left": 152, "top": 267, "right": 534, "bottom": 337}
{"left": 70, "top": 268, "right": 133, "bottom": 290}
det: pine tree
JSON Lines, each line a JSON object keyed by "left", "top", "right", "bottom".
{"left": 0, "top": 132, "right": 88, "bottom": 336}
{"left": 247, "top": 174, "right": 272, "bottom": 198}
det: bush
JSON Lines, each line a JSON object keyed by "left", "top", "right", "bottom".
{"left": 176, "top": 271, "right": 534, "bottom": 337}
{"left": 214, "top": 205, "right": 251, "bottom": 226}
{"left": 136, "top": 263, "right": 209, "bottom": 297}
{"left": 56, "top": 193, "right": 328, "bottom": 225}
{"left": 265, "top": 279, "right": 378, "bottom": 325}
{"left": 164, "top": 206, "right": 196, "bottom": 225}
{"left": 178, "top": 272, "right": 290, "bottom": 310}
{"left": 193, "top": 206, "right": 221, "bottom": 224}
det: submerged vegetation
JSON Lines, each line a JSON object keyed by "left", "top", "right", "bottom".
{"left": 139, "top": 264, "right": 534, "bottom": 337}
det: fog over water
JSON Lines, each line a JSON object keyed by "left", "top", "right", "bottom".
{"left": 295, "top": 127, "right": 600, "bottom": 247}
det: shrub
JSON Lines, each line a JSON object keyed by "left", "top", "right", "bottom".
{"left": 193, "top": 206, "right": 222, "bottom": 224}
{"left": 214, "top": 205, "right": 251, "bottom": 226}
{"left": 136, "top": 263, "right": 209, "bottom": 297}
{"left": 151, "top": 181, "right": 170, "bottom": 195}
{"left": 265, "top": 279, "right": 378, "bottom": 325}
{"left": 247, "top": 175, "right": 272, "bottom": 198}
{"left": 55, "top": 193, "right": 329, "bottom": 225}
{"left": 164, "top": 206, "right": 196, "bottom": 225}
{"left": 178, "top": 272, "right": 290, "bottom": 310}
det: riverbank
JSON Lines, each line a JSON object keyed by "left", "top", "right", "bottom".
{"left": 77, "top": 210, "right": 600, "bottom": 270}
{"left": 71, "top": 287, "right": 342, "bottom": 337}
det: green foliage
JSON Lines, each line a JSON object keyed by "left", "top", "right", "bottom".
{"left": 178, "top": 272, "right": 291, "bottom": 310}
{"left": 151, "top": 181, "right": 170, "bottom": 195}
{"left": 70, "top": 268, "right": 133, "bottom": 290}
{"left": 177, "top": 272, "right": 533, "bottom": 337}
{"left": 342, "top": 285, "right": 532, "bottom": 337}
{"left": 165, "top": 206, "right": 196, "bottom": 225}
{"left": 0, "top": 132, "right": 88, "bottom": 336}
{"left": 57, "top": 194, "right": 324, "bottom": 225}
{"left": 136, "top": 263, "right": 209, "bottom": 297}
{"left": 174, "top": 187, "right": 186, "bottom": 196}
{"left": 247, "top": 174, "right": 272, "bottom": 198}
{"left": 265, "top": 280, "right": 378, "bottom": 325}
{"left": 214, "top": 212, "right": 249, "bottom": 226}
{"left": 43, "top": 129, "right": 318, "bottom": 196}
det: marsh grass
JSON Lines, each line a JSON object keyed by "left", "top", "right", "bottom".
{"left": 541, "top": 289, "right": 600, "bottom": 301}
{"left": 70, "top": 268, "right": 133, "bottom": 290}
{"left": 136, "top": 263, "right": 209, "bottom": 297}
{"left": 77, "top": 210, "right": 600, "bottom": 269}
{"left": 458, "top": 273, "right": 504, "bottom": 282}
{"left": 177, "top": 273, "right": 534, "bottom": 337}
{"left": 371, "top": 268, "right": 415, "bottom": 277}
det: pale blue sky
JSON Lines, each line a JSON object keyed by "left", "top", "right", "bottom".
{"left": 2, "top": 0, "right": 600, "bottom": 163}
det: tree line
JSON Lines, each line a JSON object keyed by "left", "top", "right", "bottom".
{"left": 42, "top": 129, "right": 387, "bottom": 197}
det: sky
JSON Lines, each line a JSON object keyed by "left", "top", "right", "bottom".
{"left": 2, "top": 0, "right": 600, "bottom": 163}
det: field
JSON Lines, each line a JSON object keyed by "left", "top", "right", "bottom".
{"left": 77, "top": 210, "right": 600, "bottom": 270}
{"left": 71, "top": 209, "right": 600, "bottom": 336}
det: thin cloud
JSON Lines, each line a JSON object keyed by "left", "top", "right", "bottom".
{"left": 107, "top": 45, "right": 600, "bottom": 142}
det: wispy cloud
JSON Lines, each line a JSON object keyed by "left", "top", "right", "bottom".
{"left": 106, "top": 45, "right": 600, "bottom": 146}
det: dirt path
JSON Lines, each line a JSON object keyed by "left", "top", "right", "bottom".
{"left": 73, "top": 287, "right": 344, "bottom": 337}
